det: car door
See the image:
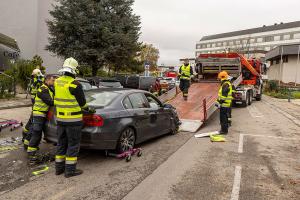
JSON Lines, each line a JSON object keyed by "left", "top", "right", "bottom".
{"left": 126, "top": 93, "right": 152, "bottom": 142}
{"left": 144, "top": 93, "right": 171, "bottom": 136}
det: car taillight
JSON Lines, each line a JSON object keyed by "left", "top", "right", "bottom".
{"left": 83, "top": 114, "right": 104, "bottom": 127}
{"left": 47, "top": 111, "right": 54, "bottom": 121}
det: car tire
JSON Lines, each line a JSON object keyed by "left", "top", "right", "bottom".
{"left": 248, "top": 91, "right": 252, "bottom": 105}
{"left": 117, "top": 127, "right": 136, "bottom": 153}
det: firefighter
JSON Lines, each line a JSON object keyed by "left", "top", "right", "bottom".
{"left": 23, "top": 69, "right": 44, "bottom": 150}
{"left": 27, "top": 75, "right": 55, "bottom": 163}
{"left": 178, "top": 59, "right": 193, "bottom": 101}
{"left": 54, "top": 57, "right": 93, "bottom": 178}
{"left": 216, "top": 71, "right": 233, "bottom": 134}
{"left": 227, "top": 76, "right": 236, "bottom": 126}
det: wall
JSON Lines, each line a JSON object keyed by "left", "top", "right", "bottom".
{"left": 282, "top": 55, "right": 300, "bottom": 84}
{"left": 0, "top": 0, "right": 62, "bottom": 73}
{"left": 267, "top": 55, "right": 300, "bottom": 84}
{"left": 0, "top": 0, "right": 38, "bottom": 59}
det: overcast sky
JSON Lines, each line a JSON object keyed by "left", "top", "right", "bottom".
{"left": 133, "top": 0, "right": 300, "bottom": 66}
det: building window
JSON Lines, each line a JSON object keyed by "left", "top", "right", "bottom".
{"left": 229, "top": 41, "right": 234, "bottom": 46}
{"left": 274, "top": 35, "right": 281, "bottom": 41}
{"left": 223, "top": 42, "right": 227, "bottom": 46}
{"left": 207, "top": 43, "right": 211, "bottom": 48}
{"left": 236, "top": 40, "right": 241, "bottom": 45}
{"left": 217, "top": 42, "right": 222, "bottom": 47}
{"left": 293, "top": 33, "right": 300, "bottom": 39}
{"left": 202, "top": 44, "right": 207, "bottom": 48}
{"left": 250, "top": 38, "right": 255, "bottom": 43}
{"left": 242, "top": 39, "right": 248, "bottom": 44}
{"left": 257, "top": 38, "right": 263, "bottom": 43}
{"left": 265, "top": 46, "right": 271, "bottom": 51}
{"left": 283, "top": 34, "right": 291, "bottom": 40}
{"left": 265, "top": 36, "right": 274, "bottom": 42}
{"left": 212, "top": 43, "right": 216, "bottom": 48}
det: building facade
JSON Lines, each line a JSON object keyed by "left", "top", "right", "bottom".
{"left": 265, "top": 44, "right": 300, "bottom": 84}
{"left": 0, "top": 0, "right": 61, "bottom": 73}
{"left": 196, "top": 21, "right": 300, "bottom": 58}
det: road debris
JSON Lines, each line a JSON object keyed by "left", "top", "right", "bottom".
{"left": 31, "top": 165, "right": 49, "bottom": 176}
{"left": 106, "top": 148, "right": 142, "bottom": 162}
{"left": 194, "top": 131, "right": 219, "bottom": 138}
{"left": 0, "top": 137, "right": 22, "bottom": 154}
{"left": 210, "top": 135, "right": 226, "bottom": 142}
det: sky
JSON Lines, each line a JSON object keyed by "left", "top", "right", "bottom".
{"left": 133, "top": 0, "right": 300, "bottom": 66}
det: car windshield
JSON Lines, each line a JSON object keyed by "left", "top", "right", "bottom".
{"left": 85, "top": 91, "right": 119, "bottom": 107}
{"left": 79, "top": 81, "right": 92, "bottom": 90}
{"left": 100, "top": 81, "right": 121, "bottom": 88}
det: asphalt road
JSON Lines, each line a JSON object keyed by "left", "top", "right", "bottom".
{"left": 0, "top": 97, "right": 299, "bottom": 200}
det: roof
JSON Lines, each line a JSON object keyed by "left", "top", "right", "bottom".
{"left": 265, "top": 44, "right": 300, "bottom": 60}
{"left": 0, "top": 33, "right": 19, "bottom": 50}
{"left": 200, "top": 21, "right": 300, "bottom": 41}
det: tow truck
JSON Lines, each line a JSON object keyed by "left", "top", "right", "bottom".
{"left": 167, "top": 52, "right": 263, "bottom": 132}
{"left": 197, "top": 53, "right": 263, "bottom": 107}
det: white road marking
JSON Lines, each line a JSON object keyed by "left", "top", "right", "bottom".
{"left": 247, "top": 105, "right": 264, "bottom": 118}
{"left": 238, "top": 134, "right": 244, "bottom": 154}
{"left": 230, "top": 165, "right": 242, "bottom": 200}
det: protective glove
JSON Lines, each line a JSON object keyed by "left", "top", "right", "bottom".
{"left": 215, "top": 102, "right": 221, "bottom": 109}
{"left": 83, "top": 106, "right": 96, "bottom": 114}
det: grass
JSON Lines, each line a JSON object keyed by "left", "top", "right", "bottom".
{"left": 264, "top": 90, "right": 300, "bottom": 99}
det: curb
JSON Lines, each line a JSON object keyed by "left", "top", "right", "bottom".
{"left": 0, "top": 103, "right": 32, "bottom": 111}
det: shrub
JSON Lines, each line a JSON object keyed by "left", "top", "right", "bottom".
{"left": 292, "top": 91, "right": 300, "bottom": 99}
{"left": 268, "top": 80, "right": 278, "bottom": 92}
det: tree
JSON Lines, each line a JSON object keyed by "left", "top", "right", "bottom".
{"left": 138, "top": 43, "right": 160, "bottom": 71}
{"left": 46, "top": 0, "right": 141, "bottom": 76}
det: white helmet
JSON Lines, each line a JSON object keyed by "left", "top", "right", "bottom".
{"left": 58, "top": 57, "right": 79, "bottom": 75}
{"left": 32, "top": 68, "right": 43, "bottom": 76}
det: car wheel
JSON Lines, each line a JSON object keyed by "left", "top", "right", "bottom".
{"left": 117, "top": 127, "right": 136, "bottom": 153}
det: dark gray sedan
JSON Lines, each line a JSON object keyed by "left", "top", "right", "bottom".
{"left": 44, "top": 88, "right": 180, "bottom": 152}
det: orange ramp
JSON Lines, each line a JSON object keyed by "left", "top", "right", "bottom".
{"left": 169, "top": 83, "right": 219, "bottom": 132}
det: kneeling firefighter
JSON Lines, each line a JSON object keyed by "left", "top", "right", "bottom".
{"left": 54, "top": 57, "right": 94, "bottom": 178}
{"left": 216, "top": 71, "right": 233, "bottom": 134}
{"left": 178, "top": 59, "right": 193, "bottom": 101}
{"left": 27, "top": 75, "right": 55, "bottom": 163}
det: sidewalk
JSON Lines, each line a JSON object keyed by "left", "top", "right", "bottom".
{"left": 0, "top": 94, "right": 32, "bottom": 110}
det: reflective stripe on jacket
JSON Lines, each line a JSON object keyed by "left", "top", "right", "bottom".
{"left": 54, "top": 76, "right": 82, "bottom": 122}
{"left": 218, "top": 80, "right": 233, "bottom": 108}
{"left": 179, "top": 65, "right": 191, "bottom": 80}
{"left": 33, "top": 84, "right": 54, "bottom": 117}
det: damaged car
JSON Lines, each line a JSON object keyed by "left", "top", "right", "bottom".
{"left": 44, "top": 88, "right": 180, "bottom": 152}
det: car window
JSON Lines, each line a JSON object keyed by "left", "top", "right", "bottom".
{"left": 85, "top": 91, "right": 119, "bottom": 107}
{"left": 128, "top": 93, "right": 147, "bottom": 109}
{"left": 145, "top": 94, "right": 162, "bottom": 109}
{"left": 123, "top": 97, "right": 133, "bottom": 109}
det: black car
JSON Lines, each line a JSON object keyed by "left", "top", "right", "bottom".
{"left": 44, "top": 88, "right": 180, "bottom": 152}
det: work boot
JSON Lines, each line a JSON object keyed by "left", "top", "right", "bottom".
{"left": 65, "top": 169, "right": 83, "bottom": 178}
{"left": 219, "top": 130, "right": 228, "bottom": 135}
{"left": 55, "top": 162, "right": 65, "bottom": 175}
{"left": 28, "top": 155, "right": 38, "bottom": 165}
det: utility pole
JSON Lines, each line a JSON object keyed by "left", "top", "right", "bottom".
{"left": 295, "top": 44, "right": 300, "bottom": 86}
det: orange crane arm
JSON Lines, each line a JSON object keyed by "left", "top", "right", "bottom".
{"left": 238, "top": 54, "right": 260, "bottom": 77}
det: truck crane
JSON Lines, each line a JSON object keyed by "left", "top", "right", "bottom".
{"left": 196, "top": 52, "right": 263, "bottom": 107}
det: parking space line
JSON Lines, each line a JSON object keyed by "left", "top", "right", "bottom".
{"left": 230, "top": 165, "right": 242, "bottom": 200}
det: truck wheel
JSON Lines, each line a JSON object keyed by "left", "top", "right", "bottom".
{"left": 255, "top": 94, "right": 262, "bottom": 101}
{"left": 242, "top": 93, "right": 248, "bottom": 107}
{"left": 248, "top": 91, "right": 252, "bottom": 106}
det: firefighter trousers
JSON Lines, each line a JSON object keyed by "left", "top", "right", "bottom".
{"left": 179, "top": 79, "right": 190, "bottom": 97}
{"left": 27, "top": 116, "right": 46, "bottom": 157}
{"left": 220, "top": 107, "right": 230, "bottom": 134}
{"left": 55, "top": 124, "right": 82, "bottom": 173}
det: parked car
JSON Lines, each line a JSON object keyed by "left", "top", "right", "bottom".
{"left": 99, "top": 79, "right": 123, "bottom": 88}
{"left": 76, "top": 77, "right": 94, "bottom": 90}
{"left": 44, "top": 88, "right": 180, "bottom": 152}
{"left": 116, "top": 75, "right": 156, "bottom": 91}
{"left": 163, "top": 77, "right": 176, "bottom": 90}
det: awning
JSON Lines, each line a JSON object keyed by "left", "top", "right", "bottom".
{"left": 0, "top": 33, "right": 19, "bottom": 51}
